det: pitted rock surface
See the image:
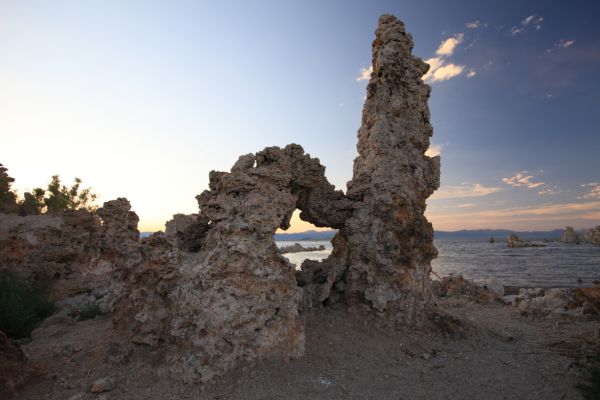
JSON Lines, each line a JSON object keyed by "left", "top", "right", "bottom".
{"left": 585, "top": 226, "right": 600, "bottom": 245}
{"left": 164, "top": 213, "right": 210, "bottom": 252}
{"left": 3, "top": 14, "right": 442, "bottom": 386}
{"left": 115, "top": 144, "right": 347, "bottom": 382}
{"left": 0, "top": 198, "right": 142, "bottom": 305}
{"left": 299, "top": 14, "right": 439, "bottom": 325}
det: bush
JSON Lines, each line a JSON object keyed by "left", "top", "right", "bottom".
{"left": 0, "top": 163, "right": 99, "bottom": 215}
{"left": 43, "top": 175, "right": 97, "bottom": 213}
{"left": 0, "top": 163, "right": 18, "bottom": 214}
{"left": 0, "top": 270, "right": 55, "bottom": 339}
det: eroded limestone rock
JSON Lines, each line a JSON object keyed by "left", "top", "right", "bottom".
{"left": 279, "top": 243, "right": 326, "bottom": 253}
{"left": 6, "top": 14, "right": 452, "bottom": 386}
{"left": 507, "top": 234, "right": 545, "bottom": 248}
{"left": 561, "top": 226, "right": 580, "bottom": 243}
{"left": 512, "top": 287, "right": 600, "bottom": 317}
{"left": 165, "top": 214, "right": 197, "bottom": 237}
{"left": 164, "top": 213, "right": 210, "bottom": 252}
{"left": 300, "top": 15, "right": 440, "bottom": 325}
{"left": 0, "top": 198, "right": 143, "bottom": 307}
{"left": 0, "top": 211, "right": 100, "bottom": 299}
{"left": 115, "top": 144, "right": 348, "bottom": 383}
{"left": 585, "top": 226, "right": 600, "bottom": 245}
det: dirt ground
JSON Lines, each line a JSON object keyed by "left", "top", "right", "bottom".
{"left": 14, "top": 297, "right": 600, "bottom": 400}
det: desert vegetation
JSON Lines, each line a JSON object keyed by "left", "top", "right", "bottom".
{"left": 0, "top": 269, "right": 54, "bottom": 339}
{"left": 0, "top": 163, "right": 97, "bottom": 216}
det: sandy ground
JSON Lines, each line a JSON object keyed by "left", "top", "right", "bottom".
{"left": 15, "top": 297, "right": 599, "bottom": 400}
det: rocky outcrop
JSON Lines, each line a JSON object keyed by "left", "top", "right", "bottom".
{"left": 165, "top": 213, "right": 197, "bottom": 237}
{"left": 0, "top": 198, "right": 142, "bottom": 307}
{"left": 0, "top": 330, "right": 40, "bottom": 398}
{"left": 3, "top": 14, "right": 447, "bottom": 387}
{"left": 506, "top": 234, "right": 545, "bottom": 248}
{"left": 561, "top": 226, "right": 580, "bottom": 243}
{"left": 432, "top": 275, "right": 500, "bottom": 303}
{"left": 114, "top": 144, "right": 352, "bottom": 383}
{"left": 164, "top": 213, "right": 210, "bottom": 252}
{"left": 0, "top": 211, "right": 99, "bottom": 297}
{"left": 279, "top": 243, "right": 326, "bottom": 253}
{"left": 511, "top": 287, "right": 600, "bottom": 316}
{"left": 507, "top": 234, "right": 524, "bottom": 248}
{"left": 585, "top": 226, "right": 600, "bottom": 245}
{"left": 299, "top": 15, "right": 439, "bottom": 326}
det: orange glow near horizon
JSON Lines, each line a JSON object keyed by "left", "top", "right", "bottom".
{"left": 136, "top": 202, "right": 600, "bottom": 233}
{"left": 276, "top": 210, "right": 332, "bottom": 234}
{"left": 139, "top": 209, "right": 331, "bottom": 233}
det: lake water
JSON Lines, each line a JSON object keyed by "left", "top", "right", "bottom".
{"left": 276, "top": 240, "right": 333, "bottom": 267}
{"left": 277, "top": 238, "right": 600, "bottom": 288}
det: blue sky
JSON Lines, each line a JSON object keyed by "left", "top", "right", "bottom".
{"left": 1, "top": 0, "right": 599, "bottom": 231}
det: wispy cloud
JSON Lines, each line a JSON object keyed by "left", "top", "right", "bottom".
{"left": 427, "top": 201, "right": 600, "bottom": 230}
{"left": 547, "top": 38, "right": 576, "bottom": 53}
{"left": 356, "top": 66, "right": 373, "bottom": 82}
{"left": 511, "top": 14, "right": 544, "bottom": 36}
{"left": 424, "top": 62, "right": 465, "bottom": 83}
{"left": 425, "top": 144, "right": 443, "bottom": 157}
{"left": 431, "top": 183, "right": 501, "bottom": 200}
{"left": 465, "top": 20, "right": 482, "bottom": 29}
{"left": 538, "top": 185, "right": 559, "bottom": 196}
{"left": 466, "top": 69, "right": 477, "bottom": 78}
{"left": 435, "top": 33, "right": 464, "bottom": 56}
{"left": 579, "top": 183, "right": 600, "bottom": 200}
{"left": 502, "top": 171, "right": 544, "bottom": 189}
{"left": 423, "top": 33, "right": 468, "bottom": 84}
{"left": 558, "top": 39, "right": 576, "bottom": 48}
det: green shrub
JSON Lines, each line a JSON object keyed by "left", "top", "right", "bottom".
{"left": 76, "top": 302, "right": 102, "bottom": 320}
{"left": 0, "top": 270, "right": 55, "bottom": 339}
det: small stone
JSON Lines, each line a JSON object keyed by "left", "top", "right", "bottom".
{"left": 90, "top": 377, "right": 114, "bottom": 393}
{"left": 422, "top": 353, "right": 431, "bottom": 360}
{"left": 317, "top": 376, "right": 333, "bottom": 387}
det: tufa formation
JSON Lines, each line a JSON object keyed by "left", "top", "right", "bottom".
{"left": 0, "top": 14, "right": 442, "bottom": 386}
{"left": 299, "top": 15, "right": 440, "bottom": 325}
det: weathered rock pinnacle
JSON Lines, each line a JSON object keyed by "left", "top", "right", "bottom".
{"left": 301, "top": 15, "right": 440, "bottom": 325}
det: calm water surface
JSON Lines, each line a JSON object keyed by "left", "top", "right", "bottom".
{"left": 277, "top": 238, "right": 600, "bottom": 287}
{"left": 276, "top": 240, "right": 332, "bottom": 267}
{"left": 432, "top": 238, "right": 600, "bottom": 287}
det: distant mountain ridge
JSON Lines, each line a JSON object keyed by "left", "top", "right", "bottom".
{"left": 274, "top": 230, "right": 337, "bottom": 241}
{"left": 278, "top": 229, "right": 568, "bottom": 241}
{"left": 434, "top": 229, "right": 565, "bottom": 240}
{"left": 141, "top": 228, "right": 568, "bottom": 241}
{"left": 276, "top": 229, "right": 567, "bottom": 241}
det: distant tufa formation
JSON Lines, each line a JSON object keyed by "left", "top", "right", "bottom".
{"left": 1, "top": 15, "right": 443, "bottom": 384}
{"left": 561, "top": 226, "right": 580, "bottom": 243}
{"left": 560, "top": 226, "right": 600, "bottom": 245}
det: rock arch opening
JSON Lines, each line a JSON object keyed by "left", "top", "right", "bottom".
{"left": 275, "top": 209, "right": 334, "bottom": 270}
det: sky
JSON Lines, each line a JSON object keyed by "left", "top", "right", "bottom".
{"left": 1, "top": 0, "right": 599, "bottom": 232}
